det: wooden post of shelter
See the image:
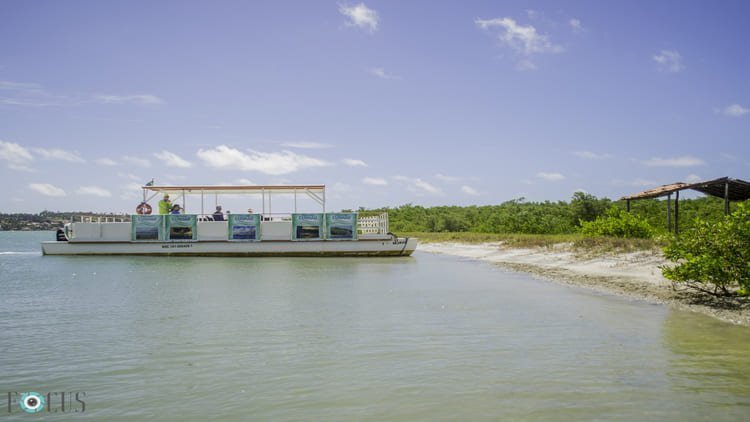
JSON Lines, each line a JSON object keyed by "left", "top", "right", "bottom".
{"left": 666, "top": 193, "right": 671, "bottom": 231}
{"left": 674, "top": 190, "right": 679, "bottom": 235}
{"left": 626, "top": 199, "right": 630, "bottom": 212}
{"left": 724, "top": 181, "right": 730, "bottom": 215}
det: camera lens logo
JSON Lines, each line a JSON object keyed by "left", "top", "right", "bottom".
{"left": 19, "top": 392, "right": 45, "bottom": 413}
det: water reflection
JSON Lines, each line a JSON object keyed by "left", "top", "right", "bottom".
{"left": 663, "top": 310, "right": 750, "bottom": 399}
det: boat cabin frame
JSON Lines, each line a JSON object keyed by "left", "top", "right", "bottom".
{"left": 142, "top": 184, "right": 326, "bottom": 217}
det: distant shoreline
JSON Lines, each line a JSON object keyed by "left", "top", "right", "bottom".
{"left": 419, "top": 242, "right": 750, "bottom": 326}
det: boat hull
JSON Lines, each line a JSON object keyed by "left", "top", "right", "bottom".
{"left": 41, "top": 238, "right": 417, "bottom": 257}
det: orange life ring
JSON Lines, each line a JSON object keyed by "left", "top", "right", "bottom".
{"left": 136, "top": 202, "right": 152, "bottom": 215}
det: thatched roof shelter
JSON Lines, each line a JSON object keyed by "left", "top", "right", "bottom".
{"left": 620, "top": 176, "right": 750, "bottom": 234}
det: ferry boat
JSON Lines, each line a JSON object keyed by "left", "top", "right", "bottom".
{"left": 41, "top": 184, "right": 417, "bottom": 257}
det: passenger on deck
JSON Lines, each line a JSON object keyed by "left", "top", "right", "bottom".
{"left": 158, "top": 194, "right": 172, "bottom": 214}
{"left": 170, "top": 204, "right": 182, "bottom": 215}
{"left": 212, "top": 205, "right": 225, "bottom": 221}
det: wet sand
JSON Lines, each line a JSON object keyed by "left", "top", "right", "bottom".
{"left": 420, "top": 242, "right": 750, "bottom": 326}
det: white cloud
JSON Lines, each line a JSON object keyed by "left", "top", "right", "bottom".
{"left": 653, "top": 50, "right": 684, "bottom": 73}
{"left": 0, "top": 141, "right": 34, "bottom": 169}
{"left": 574, "top": 151, "right": 613, "bottom": 160}
{"left": 340, "top": 3, "right": 379, "bottom": 33}
{"left": 29, "top": 183, "right": 66, "bottom": 197}
{"left": 1, "top": 81, "right": 163, "bottom": 107}
{"left": 154, "top": 150, "right": 192, "bottom": 168}
{"left": 461, "top": 185, "right": 480, "bottom": 196}
{"left": 362, "top": 177, "right": 388, "bottom": 186}
{"left": 95, "top": 157, "right": 118, "bottom": 166}
{"left": 369, "top": 67, "right": 401, "bottom": 80}
{"left": 536, "top": 172, "right": 565, "bottom": 181}
{"left": 235, "top": 178, "right": 256, "bottom": 185}
{"left": 435, "top": 174, "right": 461, "bottom": 182}
{"left": 0, "top": 81, "right": 43, "bottom": 91}
{"left": 76, "top": 186, "right": 112, "bottom": 197}
{"left": 281, "top": 142, "right": 333, "bottom": 149}
{"left": 0, "top": 98, "right": 64, "bottom": 107}
{"left": 685, "top": 174, "right": 702, "bottom": 183}
{"left": 392, "top": 175, "right": 444, "bottom": 195}
{"left": 0, "top": 80, "right": 67, "bottom": 106}
{"left": 32, "top": 147, "right": 85, "bottom": 162}
{"left": 117, "top": 172, "right": 143, "bottom": 181}
{"left": 196, "top": 145, "right": 331, "bottom": 175}
{"left": 569, "top": 18, "right": 583, "bottom": 32}
{"left": 119, "top": 183, "right": 143, "bottom": 200}
{"left": 643, "top": 156, "right": 704, "bottom": 167}
{"left": 722, "top": 103, "right": 749, "bottom": 117}
{"left": 342, "top": 158, "right": 367, "bottom": 167}
{"left": 122, "top": 155, "right": 152, "bottom": 167}
{"left": 94, "top": 94, "right": 164, "bottom": 105}
{"left": 476, "top": 17, "right": 563, "bottom": 58}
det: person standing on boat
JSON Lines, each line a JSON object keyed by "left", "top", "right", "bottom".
{"left": 212, "top": 205, "right": 225, "bottom": 221}
{"left": 158, "top": 194, "right": 172, "bottom": 214}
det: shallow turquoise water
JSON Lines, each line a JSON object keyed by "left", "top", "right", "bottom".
{"left": 1, "top": 231, "right": 750, "bottom": 420}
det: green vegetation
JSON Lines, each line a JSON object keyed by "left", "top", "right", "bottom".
{"left": 366, "top": 194, "right": 733, "bottom": 237}
{"left": 360, "top": 194, "right": 744, "bottom": 256}
{"left": 0, "top": 211, "right": 72, "bottom": 231}
{"left": 661, "top": 202, "right": 750, "bottom": 296}
{"left": 580, "top": 206, "right": 655, "bottom": 239}
{"left": 0, "top": 211, "right": 126, "bottom": 231}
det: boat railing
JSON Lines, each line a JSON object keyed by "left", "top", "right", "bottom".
{"left": 194, "top": 213, "right": 292, "bottom": 222}
{"left": 77, "top": 215, "right": 131, "bottom": 223}
{"left": 357, "top": 212, "right": 389, "bottom": 237}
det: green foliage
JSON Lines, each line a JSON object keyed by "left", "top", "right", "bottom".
{"left": 570, "top": 191, "right": 611, "bottom": 226}
{"left": 622, "top": 195, "right": 726, "bottom": 233}
{"left": 661, "top": 201, "right": 750, "bottom": 295}
{"left": 579, "top": 206, "right": 655, "bottom": 238}
{"left": 382, "top": 198, "right": 581, "bottom": 235}
{"left": 364, "top": 194, "right": 740, "bottom": 239}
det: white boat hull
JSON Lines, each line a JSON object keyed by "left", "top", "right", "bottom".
{"left": 41, "top": 238, "right": 418, "bottom": 257}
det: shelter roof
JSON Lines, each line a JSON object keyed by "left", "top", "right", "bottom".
{"left": 620, "top": 182, "right": 688, "bottom": 200}
{"left": 621, "top": 177, "right": 750, "bottom": 201}
{"left": 684, "top": 177, "right": 750, "bottom": 201}
{"left": 143, "top": 185, "right": 325, "bottom": 196}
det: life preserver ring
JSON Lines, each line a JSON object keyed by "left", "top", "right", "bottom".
{"left": 136, "top": 202, "right": 152, "bottom": 215}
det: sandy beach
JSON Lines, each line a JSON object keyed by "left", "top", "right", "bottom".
{"left": 420, "top": 242, "right": 750, "bottom": 326}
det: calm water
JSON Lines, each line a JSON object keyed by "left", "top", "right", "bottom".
{"left": 1, "top": 232, "right": 750, "bottom": 420}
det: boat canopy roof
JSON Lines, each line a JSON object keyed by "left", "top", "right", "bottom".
{"left": 143, "top": 185, "right": 325, "bottom": 196}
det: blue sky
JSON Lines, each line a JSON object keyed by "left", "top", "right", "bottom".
{"left": 1, "top": 0, "right": 749, "bottom": 213}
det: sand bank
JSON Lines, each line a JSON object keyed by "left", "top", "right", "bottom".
{"left": 419, "top": 242, "right": 750, "bottom": 326}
